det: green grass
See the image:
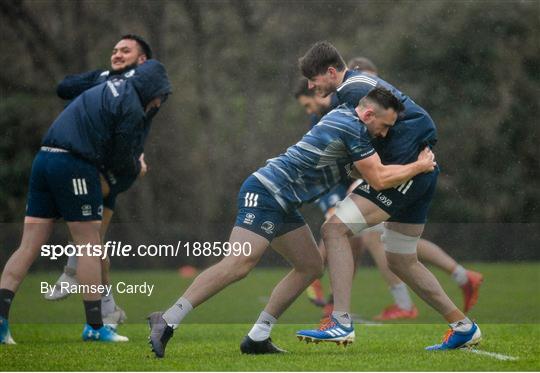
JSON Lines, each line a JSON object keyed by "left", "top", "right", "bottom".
{"left": 1, "top": 263, "right": 539, "bottom": 371}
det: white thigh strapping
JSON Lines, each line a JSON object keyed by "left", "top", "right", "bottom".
{"left": 334, "top": 196, "right": 368, "bottom": 234}
{"left": 381, "top": 227, "right": 419, "bottom": 254}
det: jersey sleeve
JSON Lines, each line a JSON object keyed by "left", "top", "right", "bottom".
{"left": 342, "top": 125, "right": 376, "bottom": 161}
{"left": 107, "top": 86, "right": 145, "bottom": 177}
{"left": 56, "top": 69, "right": 108, "bottom": 100}
{"left": 336, "top": 75, "right": 377, "bottom": 107}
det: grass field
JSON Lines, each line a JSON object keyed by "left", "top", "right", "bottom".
{"left": 1, "top": 262, "right": 539, "bottom": 371}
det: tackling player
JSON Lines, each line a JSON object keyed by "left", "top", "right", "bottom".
{"left": 45, "top": 35, "right": 154, "bottom": 328}
{"left": 296, "top": 41, "right": 481, "bottom": 350}
{"left": 0, "top": 59, "right": 171, "bottom": 344}
{"left": 147, "top": 87, "right": 435, "bottom": 357}
{"left": 296, "top": 63, "right": 482, "bottom": 320}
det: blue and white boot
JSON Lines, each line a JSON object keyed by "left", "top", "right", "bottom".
{"left": 296, "top": 316, "right": 355, "bottom": 346}
{"left": 82, "top": 324, "right": 129, "bottom": 342}
{"left": 425, "top": 323, "right": 481, "bottom": 350}
{"left": 0, "top": 316, "right": 16, "bottom": 344}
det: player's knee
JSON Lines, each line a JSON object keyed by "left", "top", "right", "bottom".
{"left": 225, "top": 255, "right": 258, "bottom": 281}
{"left": 320, "top": 217, "right": 347, "bottom": 242}
{"left": 385, "top": 251, "right": 419, "bottom": 277}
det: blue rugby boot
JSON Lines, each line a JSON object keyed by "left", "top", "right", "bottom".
{"left": 425, "top": 323, "right": 481, "bottom": 350}
{"left": 0, "top": 316, "right": 16, "bottom": 344}
{"left": 82, "top": 324, "right": 128, "bottom": 342}
{"left": 296, "top": 316, "right": 355, "bottom": 346}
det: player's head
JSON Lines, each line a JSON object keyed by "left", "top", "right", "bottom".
{"left": 294, "top": 78, "right": 332, "bottom": 117}
{"left": 348, "top": 56, "right": 378, "bottom": 76}
{"left": 299, "top": 41, "right": 346, "bottom": 97}
{"left": 111, "top": 34, "right": 153, "bottom": 71}
{"left": 356, "top": 87, "right": 404, "bottom": 138}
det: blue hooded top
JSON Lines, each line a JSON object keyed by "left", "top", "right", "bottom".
{"left": 42, "top": 59, "right": 172, "bottom": 177}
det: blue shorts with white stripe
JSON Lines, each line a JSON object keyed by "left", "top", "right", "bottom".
{"left": 26, "top": 150, "right": 103, "bottom": 221}
{"left": 234, "top": 175, "right": 305, "bottom": 241}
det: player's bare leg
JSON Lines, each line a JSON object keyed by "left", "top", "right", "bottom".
{"left": 181, "top": 227, "right": 269, "bottom": 307}
{"left": 67, "top": 220, "right": 128, "bottom": 342}
{"left": 67, "top": 221, "right": 103, "bottom": 302}
{"left": 261, "top": 224, "right": 323, "bottom": 319}
{"left": 363, "top": 231, "right": 418, "bottom": 320}
{"left": 1, "top": 217, "right": 55, "bottom": 292}
{"left": 322, "top": 195, "right": 388, "bottom": 315}
{"left": 383, "top": 223, "right": 460, "bottom": 318}
{"left": 0, "top": 217, "right": 55, "bottom": 344}
{"left": 417, "top": 239, "right": 483, "bottom": 313}
{"left": 240, "top": 224, "right": 323, "bottom": 354}
{"left": 148, "top": 227, "right": 271, "bottom": 357}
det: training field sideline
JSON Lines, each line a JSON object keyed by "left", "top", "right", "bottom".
{"left": 1, "top": 263, "right": 539, "bottom": 371}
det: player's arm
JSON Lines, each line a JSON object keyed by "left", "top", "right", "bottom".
{"left": 56, "top": 69, "right": 109, "bottom": 100}
{"left": 353, "top": 147, "right": 436, "bottom": 191}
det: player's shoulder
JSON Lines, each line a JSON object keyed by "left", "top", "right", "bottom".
{"left": 316, "top": 104, "right": 364, "bottom": 138}
{"left": 337, "top": 70, "right": 378, "bottom": 93}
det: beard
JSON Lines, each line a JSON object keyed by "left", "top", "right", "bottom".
{"left": 110, "top": 62, "right": 138, "bottom": 75}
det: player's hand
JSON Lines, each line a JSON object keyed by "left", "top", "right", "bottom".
{"left": 139, "top": 153, "right": 148, "bottom": 178}
{"left": 417, "top": 147, "right": 437, "bottom": 172}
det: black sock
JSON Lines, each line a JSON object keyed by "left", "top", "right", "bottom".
{"left": 83, "top": 300, "right": 103, "bottom": 330}
{"left": 0, "top": 289, "right": 15, "bottom": 319}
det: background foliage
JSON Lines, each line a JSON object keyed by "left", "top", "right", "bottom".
{"left": 0, "top": 0, "right": 539, "bottom": 266}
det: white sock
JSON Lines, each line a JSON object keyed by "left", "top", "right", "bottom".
{"left": 66, "top": 254, "right": 78, "bottom": 272}
{"left": 450, "top": 317, "right": 473, "bottom": 332}
{"left": 101, "top": 293, "right": 116, "bottom": 316}
{"left": 162, "top": 297, "right": 193, "bottom": 328}
{"left": 332, "top": 310, "right": 352, "bottom": 328}
{"left": 247, "top": 311, "right": 277, "bottom": 341}
{"left": 390, "top": 283, "right": 413, "bottom": 311}
{"left": 451, "top": 265, "right": 468, "bottom": 286}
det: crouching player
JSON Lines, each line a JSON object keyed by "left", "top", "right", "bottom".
{"left": 0, "top": 59, "right": 171, "bottom": 344}
{"left": 45, "top": 34, "right": 154, "bottom": 329}
{"left": 147, "top": 87, "right": 436, "bottom": 357}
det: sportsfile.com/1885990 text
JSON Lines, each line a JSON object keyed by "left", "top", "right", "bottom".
{"left": 40, "top": 241, "right": 252, "bottom": 261}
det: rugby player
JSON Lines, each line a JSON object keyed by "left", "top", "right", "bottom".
{"left": 45, "top": 35, "right": 154, "bottom": 328}
{"left": 296, "top": 65, "right": 482, "bottom": 320}
{"left": 0, "top": 59, "right": 171, "bottom": 344}
{"left": 147, "top": 87, "right": 435, "bottom": 357}
{"left": 296, "top": 41, "right": 481, "bottom": 350}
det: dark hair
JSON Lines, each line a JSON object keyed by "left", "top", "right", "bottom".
{"left": 121, "top": 34, "right": 153, "bottom": 59}
{"left": 361, "top": 87, "right": 405, "bottom": 113}
{"left": 298, "top": 41, "right": 346, "bottom": 79}
{"left": 347, "top": 56, "right": 378, "bottom": 75}
{"left": 293, "top": 77, "right": 315, "bottom": 98}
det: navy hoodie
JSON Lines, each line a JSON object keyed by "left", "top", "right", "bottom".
{"left": 42, "top": 59, "right": 172, "bottom": 176}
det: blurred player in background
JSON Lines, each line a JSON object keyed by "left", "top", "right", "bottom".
{"left": 45, "top": 35, "right": 154, "bottom": 328}
{"left": 295, "top": 57, "right": 483, "bottom": 321}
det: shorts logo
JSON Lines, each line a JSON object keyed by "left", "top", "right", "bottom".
{"left": 243, "top": 212, "right": 256, "bottom": 225}
{"left": 81, "top": 204, "right": 92, "bottom": 216}
{"left": 244, "top": 192, "right": 259, "bottom": 207}
{"left": 97, "top": 205, "right": 103, "bottom": 217}
{"left": 358, "top": 183, "right": 370, "bottom": 193}
{"left": 261, "top": 221, "right": 275, "bottom": 235}
{"left": 72, "top": 178, "right": 88, "bottom": 196}
{"left": 376, "top": 193, "right": 392, "bottom": 207}
{"left": 396, "top": 180, "right": 414, "bottom": 194}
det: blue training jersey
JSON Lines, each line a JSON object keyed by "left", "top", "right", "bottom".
{"left": 337, "top": 70, "right": 438, "bottom": 165}
{"left": 254, "top": 105, "right": 374, "bottom": 211}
